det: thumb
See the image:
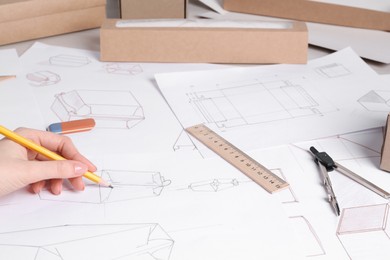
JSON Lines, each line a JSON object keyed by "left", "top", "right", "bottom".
{"left": 26, "top": 160, "right": 88, "bottom": 183}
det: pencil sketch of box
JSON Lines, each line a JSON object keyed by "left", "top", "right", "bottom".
{"left": 0, "top": 223, "right": 174, "bottom": 260}
{"left": 39, "top": 170, "right": 171, "bottom": 204}
{"left": 49, "top": 54, "right": 91, "bottom": 67}
{"left": 358, "top": 90, "right": 390, "bottom": 111}
{"left": 337, "top": 203, "right": 390, "bottom": 259}
{"left": 104, "top": 63, "right": 143, "bottom": 75}
{"left": 188, "top": 179, "right": 239, "bottom": 192}
{"left": 26, "top": 70, "right": 61, "bottom": 87}
{"left": 188, "top": 80, "right": 324, "bottom": 129}
{"left": 51, "top": 89, "right": 144, "bottom": 129}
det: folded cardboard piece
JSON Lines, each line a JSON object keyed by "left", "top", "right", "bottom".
{"left": 120, "top": 0, "right": 186, "bottom": 19}
{"left": 100, "top": 19, "right": 308, "bottom": 64}
{"left": 223, "top": 0, "right": 390, "bottom": 31}
{"left": 380, "top": 113, "right": 390, "bottom": 172}
{"left": 0, "top": 0, "right": 106, "bottom": 45}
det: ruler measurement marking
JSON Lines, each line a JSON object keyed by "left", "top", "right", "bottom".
{"left": 186, "top": 124, "right": 289, "bottom": 194}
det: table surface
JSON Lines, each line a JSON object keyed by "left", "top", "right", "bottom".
{"left": 1, "top": 0, "right": 389, "bottom": 75}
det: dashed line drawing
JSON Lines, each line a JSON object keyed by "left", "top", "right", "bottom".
{"left": 0, "top": 223, "right": 174, "bottom": 260}
{"left": 188, "top": 178, "right": 240, "bottom": 192}
{"left": 289, "top": 216, "right": 325, "bottom": 257}
{"left": 51, "top": 89, "right": 145, "bottom": 129}
{"left": 38, "top": 170, "right": 171, "bottom": 204}
{"left": 315, "top": 63, "right": 351, "bottom": 78}
{"left": 49, "top": 54, "right": 91, "bottom": 67}
{"left": 358, "top": 90, "right": 390, "bottom": 111}
{"left": 337, "top": 203, "right": 390, "bottom": 259}
{"left": 104, "top": 63, "right": 143, "bottom": 75}
{"left": 26, "top": 71, "right": 61, "bottom": 87}
{"left": 187, "top": 79, "right": 335, "bottom": 129}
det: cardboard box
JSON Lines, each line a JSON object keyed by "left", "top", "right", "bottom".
{"left": 100, "top": 19, "right": 308, "bottom": 64}
{"left": 223, "top": 0, "right": 390, "bottom": 31}
{"left": 380, "top": 113, "right": 390, "bottom": 172}
{"left": 0, "top": 0, "right": 106, "bottom": 45}
{"left": 120, "top": 0, "right": 186, "bottom": 19}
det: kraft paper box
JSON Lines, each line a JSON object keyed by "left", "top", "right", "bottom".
{"left": 223, "top": 0, "right": 390, "bottom": 31}
{"left": 121, "top": 0, "right": 186, "bottom": 19}
{"left": 100, "top": 19, "right": 308, "bottom": 64}
{"left": 380, "top": 113, "right": 390, "bottom": 172}
{"left": 0, "top": 0, "right": 106, "bottom": 45}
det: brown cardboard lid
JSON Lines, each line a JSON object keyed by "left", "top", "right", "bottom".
{"left": 0, "top": 0, "right": 105, "bottom": 23}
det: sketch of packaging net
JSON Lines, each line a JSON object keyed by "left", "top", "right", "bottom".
{"left": 104, "top": 63, "right": 143, "bottom": 75}
{"left": 0, "top": 223, "right": 174, "bottom": 260}
{"left": 49, "top": 54, "right": 91, "bottom": 67}
{"left": 358, "top": 90, "right": 390, "bottom": 111}
{"left": 26, "top": 71, "right": 60, "bottom": 87}
{"left": 39, "top": 170, "right": 171, "bottom": 204}
{"left": 51, "top": 89, "right": 145, "bottom": 129}
{"left": 337, "top": 203, "right": 390, "bottom": 259}
{"left": 188, "top": 80, "right": 323, "bottom": 129}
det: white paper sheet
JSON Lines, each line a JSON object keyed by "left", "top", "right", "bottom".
{"left": 156, "top": 48, "right": 390, "bottom": 152}
{"left": 17, "top": 42, "right": 229, "bottom": 156}
{"left": 0, "top": 48, "right": 19, "bottom": 82}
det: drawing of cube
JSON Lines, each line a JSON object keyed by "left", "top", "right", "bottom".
{"left": 0, "top": 223, "right": 174, "bottom": 260}
{"left": 51, "top": 90, "right": 144, "bottom": 129}
{"left": 26, "top": 71, "right": 60, "bottom": 87}
{"left": 337, "top": 204, "right": 390, "bottom": 259}
{"left": 39, "top": 170, "right": 171, "bottom": 203}
{"left": 49, "top": 54, "right": 91, "bottom": 67}
{"left": 358, "top": 90, "right": 390, "bottom": 111}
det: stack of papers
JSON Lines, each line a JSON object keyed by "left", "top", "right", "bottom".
{"left": 1, "top": 42, "right": 390, "bottom": 259}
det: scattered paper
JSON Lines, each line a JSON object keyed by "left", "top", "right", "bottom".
{"left": 156, "top": 47, "right": 390, "bottom": 152}
{"left": 0, "top": 49, "right": 19, "bottom": 82}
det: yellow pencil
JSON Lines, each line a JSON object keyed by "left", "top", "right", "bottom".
{"left": 0, "top": 125, "right": 112, "bottom": 188}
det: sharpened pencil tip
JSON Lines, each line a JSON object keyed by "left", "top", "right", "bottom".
{"left": 109, "top": 185, "right": 114, "bottom": 189}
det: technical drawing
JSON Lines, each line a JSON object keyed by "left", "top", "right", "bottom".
{"left": 289, "top": 216, "right": 325, "bottom": 257}
{"left": 188, "top": 80, "right": 330, "bottom": 129}
{"left": 188, "top": 179, "right": 239, "bottom": 192}
{"left": 358, "top": 90, "right": 390, "bottom": 111}
{"left": 337, "top": 203, "right": 390, "bottom": 259}
{"left": 173, "top": 130, "right": 196, "bottom": 151}
{"left": 26, "top": 71, "right": 60, "bottom": 87}
{"left": 272, "top": 168, "right": 298, "bottom": 204}
{"left": 0, "top": 223, "right": 174, "bottom": 260}
{"left": 104, "top": 63, "right": 143, "bottom": 75}
{"left": 49, "top": 54, "right": 91, "bottom": 67}
{"left": 315, "top": 63, "right": 351, "bottom": 78}
{"left": 39, "top": 170, "right": 171, "bottom": 203}
{"left": 51, "top": 89, "right": 145, "bottom": 129}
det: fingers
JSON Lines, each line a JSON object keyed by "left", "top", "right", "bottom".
{"left": 14, "top": 128, "right": 97, "bottom": 172}
{"left": 30, "top": 177, "right": 84, "bottom": 195}
{"left": 25, "top": 160, "right": 88, "bottom": 185}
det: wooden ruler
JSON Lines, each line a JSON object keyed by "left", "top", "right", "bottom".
{"left": 185, "top": 124, "right": 289, "bottom": 194}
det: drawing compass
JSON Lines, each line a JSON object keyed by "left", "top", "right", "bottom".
{"left": 309, "top": 146, "right": 390, "bottom": 216}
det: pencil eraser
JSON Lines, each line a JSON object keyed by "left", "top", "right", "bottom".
{"left": 47, "top": 118, "right": 96, "bottom": 134}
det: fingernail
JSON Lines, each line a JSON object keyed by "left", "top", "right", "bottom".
{"left": 74, "top": 163, "right": 88, "bottom": 175}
